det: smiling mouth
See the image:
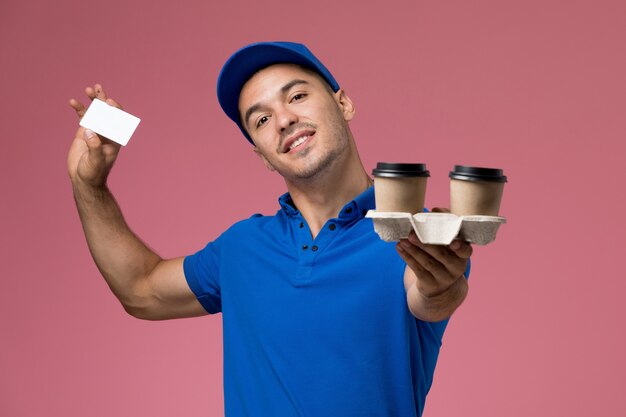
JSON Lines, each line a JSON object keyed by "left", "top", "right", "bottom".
{"left": 289, "top": 135, "right": 310, "bottom": 151}
{"left": 284, "top": 132, "right": 315, "bottom": 153}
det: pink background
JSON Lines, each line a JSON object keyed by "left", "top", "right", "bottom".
{"left": 1, "top": 0, "right": 625, "bottom": 415}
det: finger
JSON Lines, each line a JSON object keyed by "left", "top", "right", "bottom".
{"left": 409, "top": 235, "right": 471, "bottom": 276}
{"left": 83, "top": 128, "right": 103, "bottom": 150}
{"left": 399, "top": 239, "right": 448, "bottom": 278}
{"left": 408, "top": 232, "right": 452, "bottom": 264}
{"left": 94, "top": 83, "right": 107, "bottom": 101}
{"left": 85, "top": 86, "right": 97, "bottom": 100}
{"left": 86, "top": 130, "right": 118, "bottom": 148}
{"left": 449, "top": 240, "right": 473, "bottom": 260}
{"left": 396, "top": 243, "right": 439, "bottom": 296}
{"left": 105, "top": 97, "right": 123, "bottom": 110}
{"left": 431, "top": 207, "right": 451, "bottom": 213}
{"left": 397, "top": 242, "right": 428, "bottom": 276}
{"left": 396, "top": 242, "right": 437, "bottom": 286}
{"left": 69, "top": 98, "right": 87, "bottom": 118}
{"left": 406, "top": 235, "right": 466, "bottom": 278}
{"left": 83, "top": 128, "right": 111, "bottom": 167}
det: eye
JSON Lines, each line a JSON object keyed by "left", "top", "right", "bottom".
{"left": 290, "top": 93, "right": 307, "bottom": 102}
{"left": 256, "top": 115, "right": 269, "bottom": 128}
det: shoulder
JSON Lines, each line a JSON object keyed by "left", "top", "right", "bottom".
{"left": 220, "top": 211, "right": 285, "bottom": 239}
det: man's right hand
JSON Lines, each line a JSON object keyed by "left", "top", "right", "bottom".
{"left": 67, "top": 84, "right": 123, "bottom": 188}
{"left": 66, "top": 84, "right": 208, "bottom": 320}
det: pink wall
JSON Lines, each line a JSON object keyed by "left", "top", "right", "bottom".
{"left": 2, "top": 0, "right": 625, "bottom": 415}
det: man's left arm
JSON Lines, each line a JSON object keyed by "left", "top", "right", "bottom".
{"left": 396, "top": 231, "right": 472, "bottom": 322}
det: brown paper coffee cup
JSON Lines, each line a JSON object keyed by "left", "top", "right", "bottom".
{"left": 449, "top": 166, "right": 507, "bottom": 216}
{"left": 373, "top": 163, "right": 430, "bottom": 214}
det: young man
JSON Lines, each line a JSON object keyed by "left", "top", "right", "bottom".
{"left": 68, "top": 42, "right": 471, "bottom": 417}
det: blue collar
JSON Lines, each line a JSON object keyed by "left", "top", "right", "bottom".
{"left": 278, "top": 186, "right": 375, "bottom": 220}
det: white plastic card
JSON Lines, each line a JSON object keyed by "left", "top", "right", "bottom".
{"left": 79, "top": 99, "right": 140, "bottom": 146}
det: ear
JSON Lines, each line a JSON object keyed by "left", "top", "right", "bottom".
{"left": 334, "top": 89, "right": 356, "bottom": 121}
{"left": 253, "top": 147, "right": 276, "bottom": 172}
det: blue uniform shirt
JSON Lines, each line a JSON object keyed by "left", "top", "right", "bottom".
{"left": 184, "top": 186, "right": 469, "bottom": 417}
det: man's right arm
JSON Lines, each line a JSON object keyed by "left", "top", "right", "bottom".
{"left": 68, "top": 84, "right": 207, "bottom": 320}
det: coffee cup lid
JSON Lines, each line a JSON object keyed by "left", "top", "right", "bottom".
{"left": 449, "top": 165, "right": 507, "bottom": 182}
{"left": 372, "top": 162, "right": 430, "bottom": 178}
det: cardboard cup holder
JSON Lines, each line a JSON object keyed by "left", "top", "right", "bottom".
{"left": 365, "top": 211, "right": 506, "bottom": 245}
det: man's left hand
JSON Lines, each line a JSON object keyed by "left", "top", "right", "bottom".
{"left": 397, "top": 232, "right": 472, "bottom": 298}
{"left": 396, "top": 212, "right": 472, "bottom": 322}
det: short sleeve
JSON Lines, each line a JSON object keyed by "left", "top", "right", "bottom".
{"left": 183, "top": 240, "right": 222, "bottom": 314}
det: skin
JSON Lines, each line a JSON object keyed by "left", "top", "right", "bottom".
{"left": 399, "top": 228, "right": 470, "bottom": 322}
{"left": 68, "top": 68, "right": 470, "bottom": 322}
{"left": 68, "top": 85, "right": 206, "bottom": 320}
{"left": 239, "top": 64, "right": 371, "bottom": 237}
{"left": 239, "top": 64, "right": 470, "bottom": 321}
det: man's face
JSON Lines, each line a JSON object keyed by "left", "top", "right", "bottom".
{"left": 238, "top": 64, "right": 355, "bottom": 181}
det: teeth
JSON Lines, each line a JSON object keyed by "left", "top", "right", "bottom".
{"left": 289, "top": 135, "right": 308, "bottom": 150}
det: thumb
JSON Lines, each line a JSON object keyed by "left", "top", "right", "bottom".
{"left": 83, "top": 129, "right": 105, "bottom": 164}
{"left": 83, "top": 129, "right": 102, "bottom": 149}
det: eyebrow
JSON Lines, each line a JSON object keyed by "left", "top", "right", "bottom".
{"left": 243, "top": 79, "right": 310, "bottom": 128}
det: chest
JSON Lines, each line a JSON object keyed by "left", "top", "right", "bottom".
{"left": 218, "top": 222, "right": 409, "bottom": 343}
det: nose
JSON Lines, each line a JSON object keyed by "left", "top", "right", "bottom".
{"left": 275, "top": 104, "right": 298, "bottom": 132}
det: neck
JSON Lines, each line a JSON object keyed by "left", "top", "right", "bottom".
{"left": 285, "top": 140, "right": 372, "bottom": 239}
